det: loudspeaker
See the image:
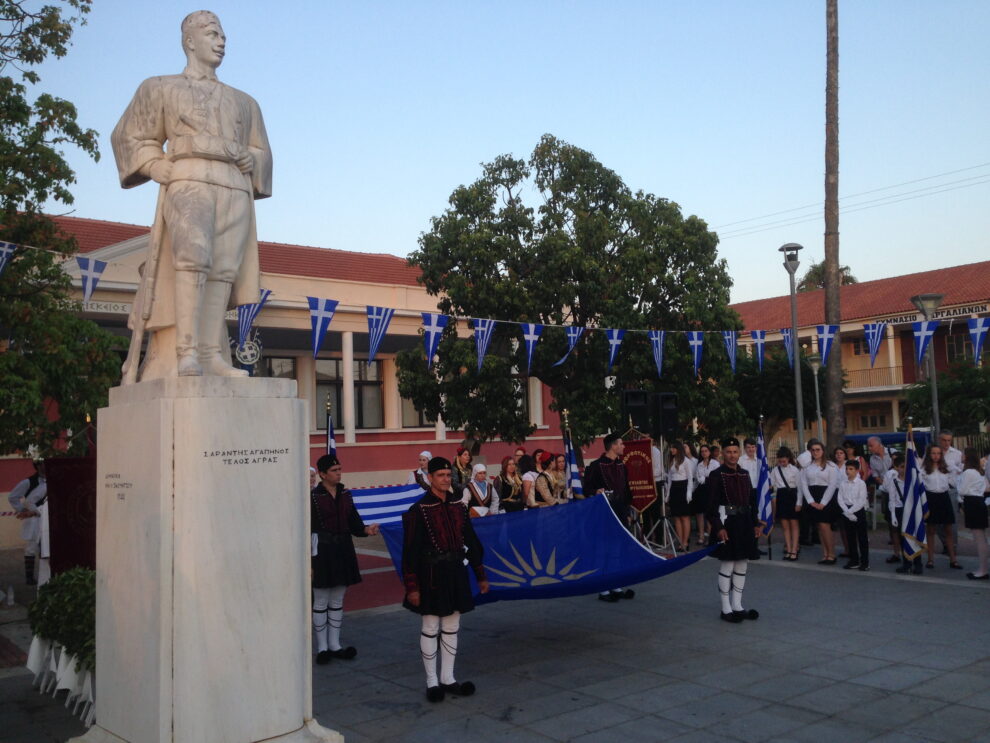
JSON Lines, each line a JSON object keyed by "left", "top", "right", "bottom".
{"left": 621, "top": 390, "right": 651, "bottom": 432}
{"left": 656, "top": 392, "right": 678, "bottom": 439}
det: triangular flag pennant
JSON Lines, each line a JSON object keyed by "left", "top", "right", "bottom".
{"left": 912, "top": 320, "right": 939, "bottom": 367}
{"left": 307, "top": 297, "right": 338, "bottom": 359}
{"left": 722, "top": 330, "right": 737, "bottom": 373}
{"left": 76, "top": 256, "right": 108, "bottom": 304}
{"left": 750, "top": 330, "right": 766, "bottom": 372}
{"left": 968, "top": 317, "right": 990, "bottom": 364}
{"left": 863, "top": 322, "right": 886, "bottom": 368}
{"left": 366, "top": 305, "right": 395, "bottom": 363}
{"left": 421, "top": 313, "right": 449, "bottom": 369}
{"left": 687, "top": 331, "right": 704, "bottom": 376}
{"left": 237, "top": 289, "right": 272, "bottom": 347}
{"left": 605, "top": 329, "right": 624, "bottom": 371}
{"left": 553, "top": 326, "right": 585, "bottom": 366}
{"left": 816, "top": 324, "right": 839, "bottom": 366}
{"left": 780, "top": 327, "right": 794, "bottom": 369}
{"left": 648, "top": 330, "right": 666, "bottom": 378}
{"left": 521, "top": 323, "right": 544, "bottom": 374}
{"left": 0, "top": 241, "right": 17, "bottom": 279}
{"left": 473, "top": 318, "right": 497, "bottom": 372}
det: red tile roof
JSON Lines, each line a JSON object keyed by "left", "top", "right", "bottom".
{"left": 731, "top": 260, "right": 990, "bottom": 330}
{"left": 54, "top": 215, "right": 423, "bottom": 287}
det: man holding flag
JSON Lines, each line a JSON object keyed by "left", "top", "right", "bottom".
{"left": 898, "top": 430, "right": 930, "bottom": 572}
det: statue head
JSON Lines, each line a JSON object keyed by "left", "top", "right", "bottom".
{"left": 181, "top": 10, "right": 225, "bottom": 70}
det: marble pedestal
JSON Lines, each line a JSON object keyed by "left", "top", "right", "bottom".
{"left": 70, "top": 377, "right": 341, "bottom": 743}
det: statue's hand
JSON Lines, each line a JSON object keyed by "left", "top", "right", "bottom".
{"left": 235, "top": 150, "right": 254, "bottom": 174}
{"left": 147, "top": 159, "right": 173, "bottom": 185}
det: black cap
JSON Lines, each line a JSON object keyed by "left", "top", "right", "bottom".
{"left": 316, "top": 454, "right": 340, "bottom": 472}
{"left": 721, "top": 437, "right": 740, "bottom": 449}
{"left": 428, "top": 456, "right": 452, "bottom": 474}
{"left": 603, "top": 432, "right": 622, "bottom": 450}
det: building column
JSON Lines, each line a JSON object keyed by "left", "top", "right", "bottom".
{"left": 342, "top": 331, "right": 356, "bottom": 444}
{"left": 382, "top": 358, "right": 401, "bottom": 430}
{"left": 890, "top": 399, "right": 900, "bottom": 430}
{"left": 885, "top": 323, "right": 897, "bottom": 372}
{"left": 295, "top": 355, "right": 316, "bottom": 430}
{"left": 435, "top": 413, "right": 447, "bottom": 441}
{"left": 528, "top": 378, "right": 543, "bottom": 427}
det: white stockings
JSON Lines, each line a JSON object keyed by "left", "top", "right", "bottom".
{"left": 313, "top": 585, "right": 346, "bottom": 653}
{"left": 421, "top": 613, "right": 460, "bottom": 687}
{"left": 717, "top": 559, "right": 748, "bottom": 613}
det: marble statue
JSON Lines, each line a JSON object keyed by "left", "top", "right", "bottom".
{"left": 112, "top": 10, "right": 272, "bottom": 383}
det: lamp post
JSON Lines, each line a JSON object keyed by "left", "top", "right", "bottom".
{"left": 807, "top": 349, "right": 825, "bottom": 442}
{"left": 780, "top": 243, "right": 806, "bottom": 452}
{"left": 911, "top": 293, "right": 944, "bottom": 436}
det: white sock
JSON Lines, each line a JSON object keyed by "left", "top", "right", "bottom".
{"left": 718, "top": 568, "right": 732, "bottom": 614}
{"left": 730, "top": 560, "right": 748, "bottom": 612}
{"left": 312, "top": 588, "right": 331, "bottom": 653}
{"left": 439, "top": 613, "right": 460, "bottom": 685}
{"left": 327, "top": 585, "right": 346, "bottom": 651}
{"left": 420, "top": 615, "right": 440, "bottom": 687}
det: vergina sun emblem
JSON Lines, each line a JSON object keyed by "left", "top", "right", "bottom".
{"left": 486, "top": 541, "right": 597, "bottom": 588}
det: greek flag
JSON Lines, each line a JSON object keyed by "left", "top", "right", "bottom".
{"left": 75, "top": 256, "right": 107, "bottom": 304}
{"left": 722, "top": 330, "right": 737, "bottom": 373}
{"left": 780, "top": 327, "right": 794, "bottom": 368}
{"left": 912, "top": 320, "right": 939, "bottom": 366}
{"left": 605, "top": 329, "right": 624, "bottom": 371}
{"left": 864, "top": 322, "right": 886, "bottom": 368}
{"left": 553, "top": 326, "right": 584, "bottom": 366}
{"left": 750, "top": 330, "right": 766, "bottom": 372}
{"left": 0, "top": 241, "right": 15, "bottom": 278}
{"left": 817, "top": 324, "right": 839, "bottom": 366}
{"left": 687, "top": 331, "right": 704, "bottom": 376}
{"left": 521, "top": 323, "right": 543, "bottom": 374}
{"left": 352, "top": 483, "right": 425, "bottom": 526}
{"left": 366, "top": 305, "right": 395, "bottom": 363}
{"left": 473, "top": 318, "right": 497, "bottom": 372}
{"left": 648, "top": 330, "right": 666, "bottom": 378}
{"left": 237, "top": 289, "right": 271, "bottom": 347}
{"left": 563, "top": 429, "right": 584, "bottom": 498}
{"left": 421, "top": 312, "right": 448, "bottom": 369}
{"left": 307, "top": 297, "right": 338, "bottom": 359}
{"left": 326, "top": 414, "right": 337, "bottom": 457}
{"left": 756, "top": 423, "right": 773, "bottom": 535}
{"left": 900, "top": 439, "right": 929, "bottom": 559}
{"left": 969, "top": 317, "right": 990, "bottom": 364}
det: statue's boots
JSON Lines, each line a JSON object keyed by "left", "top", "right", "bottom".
{"left": 175, "top": 270, "right": 206, "bottom": 377}
{"left": 198, "top": 279, "right": 248, "bottom": 378}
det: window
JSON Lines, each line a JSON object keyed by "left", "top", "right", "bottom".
{"left": 316, "top": 359, "right": 383, "bottom": 430}
{"left": 946, "top": 334, "right": 973, "bottom": 363}
{"left": 257, "top": 357, "right": 296, "bottom": 379}
{"left": 851, "top": 338, "right": 868, "bottom": 356}
{"left": 859, "top": 412, "right": 887, "bottom": 429}
{"left": 401, "top": 397, "right": 435, "bottom": 428}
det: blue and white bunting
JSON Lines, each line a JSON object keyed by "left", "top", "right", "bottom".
{"left": 473, "top": 318, "right": 497, "bottom": 372}
{"left": 756, "top": 423, "right": 773, "bottom": 536}
{"left": 75, "top": 256, "right": 108, "bottom": 304}
{"left": 366, "top": 305, "right": 395, "bottom": 363}
{"left": 780, "top": 327, "right": 794, "bottom": 369}
{"left": 911, "top": 320, "right": 939, "bottom": 366}
{"left": 553, "top": 326, "right": 584, "bottom": 367}
{"left": 687, "top": 331, "right": 704, "bottom": 376}
{"left": 722, "top": 330, "right": 737, "bottom": 373}
{"left": 648, "top": 330, "right": 666, "bottom": 378}
{"left": 816, "top": 324, "right": 839, "bottom": 366}
{"left": 750, "top": 330, "right": 766, "bottom": 372}
{"left": 307, "top": 297, "right": 338, "bottom": 359}
{"left": 237, "top": 289, "right": 271, "bottom": 348}
{"left": 968, "top": 317, "right": 990, "bottom": 364}
{"left": 421, "top": 312, "right": 449, "bottom": 369}
{"left": 0, "top": 241, "right": 15, "bottom": 278}
{"left": 863, "top": 322, "right": 887, "bottom": 368}
{"left": 900, "top": 438, "right": 929, "bottom": 559}
{"left": 521, "top": 323, "right": 544, "bottom": 374}
{"left": 605, "top": 329, "right": 624, "bottom": 371}
{"left": 563, "top": 429, "right": 584, "bottom": 499}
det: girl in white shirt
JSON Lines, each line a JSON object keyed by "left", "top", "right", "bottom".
{"left": 837, "top": 461, "right": 870, "bottom": 570}
{"left": 921, "top": 445, "right": 960, "bottom": 570}
{"left": 693, "top": 444, "right": 720, "bottom": 546}
{"left": 798, "top": 441, "right": 840, "bottom": 564}
{"left": 666, "top": 441, "right": 695, "bottom": 551}
{"left": 959, "top": 448, "right": 989, "bottom": 580}
{"left": 770, "top": 447, "right": 800, "bottom": 561}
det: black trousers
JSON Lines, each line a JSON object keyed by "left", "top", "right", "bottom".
{"left": 842, "top": 508, "right": 870, "bottom": 566}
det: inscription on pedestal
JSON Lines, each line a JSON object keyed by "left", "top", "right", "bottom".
{"left": 202, "top": 447, "right": 291, "bottom": 465}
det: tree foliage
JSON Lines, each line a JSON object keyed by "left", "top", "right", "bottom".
{"left": 733, "top": 346, "right": 821, "bottom": 443}
{"left": 797, "top": 259, "right": 857, "bottom": 293}
{"left": 904, "top": 362, "right": 990, "bottom": 435}
{"left": 0, "top": 0, "right": 123, "bottom": 457}
{"left": 398, "top": 134, "right": 750, "bottom": 447}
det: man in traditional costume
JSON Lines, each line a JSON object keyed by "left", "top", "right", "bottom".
{"left": 402, "top": 457, "right": 488, "bottom": 702}
{"left": 112, "top": 10, "right": 272, "bottom": 381}
{"left": 8, "top": 460, "right": 47, "bottom": 586}
{"left": 583, "top": 433, "right": 636, "bottom": 603}
{"left": 706, "top": 437, "right": 762, "bottom": 623}
{"left": 310, "top": 454, "right": 379, "bottom": 665}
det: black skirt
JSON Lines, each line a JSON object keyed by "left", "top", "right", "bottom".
{"left": 776, "top": 487, "right": 799, "bottom": 520}
{"left": 669, "top": 480, "right": 690, "bottom": 517}
{"left": 807, "top": 485, "right": 839, "bottom": 524}
{"left": 402, "top": 553, "right": 475, "bottom": 617}
{"left": 312, "top": 532, "right": 362, "bottom": 588}
{"left": 963, "top": 496, "right": 989, "bottom": 530}
{"left": 709, "top": 511, "right": 760, "bottom": 561}
{"left": 691, "top": 479, "right": 709, "bottom": 515}
{"left": 926, "top": 490, "right": 955, "bottom": 525}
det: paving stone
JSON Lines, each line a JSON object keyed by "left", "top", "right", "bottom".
{"left": 833, "top": 693, "right": 946, "bottom": 728}
{"left": 720, "top": 702, "right": 825, "bottom": 740}
{"left": 569, "top": 713, "right": 693, "bottom": 742}
{"left": 526, "top": 700, "right": 641, "bottom": 741}
{"left": 789, "top": 680, "right": 887, "bottom": 715}
{"left": 902, "top": 671, "right": 990, "bottom": 703}
{"left": 898, "top": 702, "right": 990, "bottom": 742}
{"left": 739, "top": 671, "right": 837, "bottom": 703}
{"left": 658, "top": 691, "right": 769, "bottom": 729}
{"left": 849, "top": 664, "right": 942, "bottom": 692}
{"left": 572, "top": 669, "right": 676, "bottom": 701}
{"left": 614, "top": 680, "right": 721, "bottom": 714}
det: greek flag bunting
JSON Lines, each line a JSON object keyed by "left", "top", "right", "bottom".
{"left": 366, "top": 306, "right": 395, "bottom": 363}
{"left": 780, "top": 327, "right": 794, "bottom": 369}
{"left": 900, "top": 438, "right": 929, "bottom": 559}
{"left": 722, "top": 330, "right": 737, "bottom": 373}
{"left": 687, "top": 331, "right": 704, "bottom": 376}
{"left": 911, "top": 320, "right": 939, "bottom": 366}
{"left": 307, "top": 297, "right": 339, "bottom": 359}
{"left": 0, "top": 241, "right": 15, "bottom": 278}
{"left": 421, "top": 312, "right": 449, "bottom": 369}
{"left": 521, "top": 323, "right": 543, "bottom": 374}
{"left": 75, "top": 256, "right": 107, "bottom": 304}
{"left": 553, "top": 326, "right": 585, "bottom": 366}
{"left": 237, "top": 289, "right": 271, "bottom": 347}
{"left": 605, "top": 329, "right": 624, "bottom": 371}
{"left": 756, "top": 423, "right": 773, "bottom": 535}
{"left": 750, "top": 330, "right": 766, "bottom": 372}
{"left": 817, "top": 324, "right": 839, "bottom": 366}
{"left": 863, "top": 322, "right": 886, "bottom": 368}
{"left": 473, "top": 318, "right": 497, "bottom": 371}
{"left": 648, "top": 330, "right": 666, "bottom": 377}
{"left": 563, "top": 429, "right": 584, "bottom": 498}
{"left": 969, "top": 317, "right": 990, "bottom": 364}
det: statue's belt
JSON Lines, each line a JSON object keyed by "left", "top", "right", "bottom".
{"left": 168, "top": 134, "right": 245, "bottom": 164}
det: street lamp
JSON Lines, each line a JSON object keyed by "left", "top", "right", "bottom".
{"left": 780, "top": 243, "right": 806, "bottom": 451}
{"left": 807, "top": 348, "right": 825, "bottom": 442}
{"left": 911, "top": 293, "right": 944, "bottom": 435}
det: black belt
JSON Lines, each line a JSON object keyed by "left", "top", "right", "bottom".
{"left": 317, "top": 532, "right": 349, "bottom": 544}
{"left": 724, "top": 505, "right": 750, "bottom": 516}
{"left": 423, "top": 551, "right": 461, "bottom": 564}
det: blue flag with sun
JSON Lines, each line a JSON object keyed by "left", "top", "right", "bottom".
{"left": 380, "top": 495, "right": 713, "bottom": 604}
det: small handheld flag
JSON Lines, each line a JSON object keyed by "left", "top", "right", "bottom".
{"left": 307, "top": 297, "right": 338, "bottom": 359}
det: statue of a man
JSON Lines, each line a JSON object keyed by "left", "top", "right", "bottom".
{"left": 112, "top": 10, "right": 272, "bottom": 382}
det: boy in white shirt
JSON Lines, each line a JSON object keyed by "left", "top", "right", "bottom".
{"left": 838, "top": 461, "right": 870, "bottom": 571}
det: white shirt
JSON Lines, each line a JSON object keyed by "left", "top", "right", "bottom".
{"left": 943, "top": 446, "right": 964, "bottom": 478}
{"left": 920, "top": 469, "right": 951, "bottom": 494}
{"left": 739, "top": 453, "right": 760, "bottom": 488}
{"left": 880, "top": 469, "right": 905, "bottom": 509}
{"left": 837, "top": 477, "right": 869, "bottom": 516}
{"left": 651, "top": 446, "right": 664, "bottom": 483}
{"left": 406, "top": 468, "right": 427, "bottom": 485}
{"left": 958, "top": 469, "right": 989, "bottom": 498}
{"left": 461, "top": 480, "right": 500, "bottom": 514}
{"left": 695, "top": 459, "right": 720, "bottom": 486}
{"left": 667, "top": 459, "right": 695, "bottom": 499}
{"left": 770, "top": 463, "right": 799, "bottom": 490}
{"left": 799, "top": 461, "right": 839, "bottom": 506}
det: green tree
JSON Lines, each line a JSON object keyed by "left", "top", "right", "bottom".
{"left": 797, "top": 259, "right": 857, "bottom": 293}
{"left": 0, "top": 1, "right": 124, "bottom": 457}
{"left": 904, "top": 362, "right": 990, "bottom": 435}
{"left": 397, "top": 134, "right": 747, "bottom": 447}
{"left": 733, "top": 346, "right": 820, "bottom": 443}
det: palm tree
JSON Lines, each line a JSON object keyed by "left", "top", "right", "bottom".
{"left": 797, "top": 259, "right": 857, "bottom": 292}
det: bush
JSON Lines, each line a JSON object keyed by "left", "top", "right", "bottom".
{"left": 28, "top": 567, "right": 95, "bottom": 671}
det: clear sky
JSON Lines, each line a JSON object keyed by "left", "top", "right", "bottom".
{"left": 35, "top": 0, "right": 990, "bottom": 304}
